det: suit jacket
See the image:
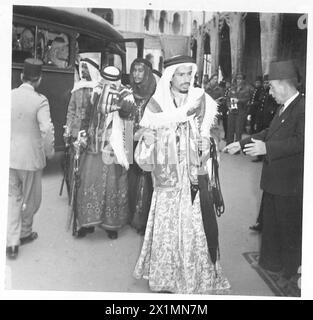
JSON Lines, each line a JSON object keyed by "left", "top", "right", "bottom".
{"left": 10, "top": 83, "right": 55, "bottom": 171}
{"left": 240, "top": 94, "right": 305, "bottom": 196}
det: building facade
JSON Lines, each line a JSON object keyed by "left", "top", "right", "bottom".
{"left": 89, "top": 8, "right": 200, "bottom": 73}
{"left": 204, "top": 12, "right": 307, "bottom": 87}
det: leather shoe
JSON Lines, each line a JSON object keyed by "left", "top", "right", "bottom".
{"left": 106, "top": 230, "right": 118, "bottom": 240}
{"left": 249, "top": 223, "right": 262, "bottom": 232}
{"left": 20, "top": 232, "right": 38, "bottom": 246}
{"left": 76, "top": 226, "right": 95, "bottom": 238}
{"left": 6, "top": 246, "right": 19, "bottom": 260}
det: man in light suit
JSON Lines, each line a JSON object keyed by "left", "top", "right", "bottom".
{"left": 225, "top": 60, "right": 304, "bottom": 289}
{"left": 7, "top": 58, "right": 55, "bottom": 259}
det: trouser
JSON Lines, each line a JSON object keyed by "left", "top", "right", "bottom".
{"left": 259, "top": 191, "right": 303, "bottom": 279}
{"left": 222, "top": 112, "right": 228, "bottom": 138}
{"left": 256, "top": 193, "right": 264, "bottom": 226}
{"left": 226, "top": 111, "right": 246, "bottom": 145}
{"left": 7, "top": 168, "right": 42, "bottom": 247}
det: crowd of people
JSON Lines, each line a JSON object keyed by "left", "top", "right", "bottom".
{"left": 7, "top": 53, "right": 304, "bottom": 296}
{"left": 202, "top": 72, "right": 281, "bottom": 155}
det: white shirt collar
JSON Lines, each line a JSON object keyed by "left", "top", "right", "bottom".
{"left": 20, "top": 83, "right": 35, "bottom": 91}
{"left": 282, "top": 91, "right": 299, "bottom": 111}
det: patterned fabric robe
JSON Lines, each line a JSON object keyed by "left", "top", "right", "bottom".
{"left": 133, "top": 94, "right": 231, "bottom": 294}
{"left": 75, "top": 83, "right": 135, "bottom": 231}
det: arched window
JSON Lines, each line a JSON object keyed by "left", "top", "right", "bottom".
{"left": 159, "top": 10, "right": 167, "bottom": 33}
{"left": 144, "top": 10, "right": 153, "bottom": 31}
{"left": 91, "top": 8, "right": 114, "bottom": 24}
{"left": 172, "top": 13, "right": 181, "bottom": 34}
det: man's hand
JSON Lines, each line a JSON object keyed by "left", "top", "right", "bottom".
{"left": 243, "top": 138, "right": 267, "bottom": 156}
{"left": 142, "top": 129, "right": 155, "bottom": 147}
{"left": 223, "top": 141, "right": 241, "bottom": 155}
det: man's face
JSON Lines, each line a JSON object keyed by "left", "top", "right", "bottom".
{"left": 263, "top": 80, "right": 270, "bottom": 89}
{"left": 210, "top": 75, "right": 218, "bottom": 86}
{"left": 269, "top": 80, "right": 286, "bottom": 104}
{"left": 132, "top": 63, "right": 145, "bottom": 84}
{"left": 255, "top": 80, "right": 262, "bottom": 88}
{"left": 236, "top": 77, "right": 243, "bottom": 86}
{"left": 57, "top": 44, "right": 69, "bottom": 61}
{"left": 171, "top": 65, "right": 193, "bottom": 93}
{"left": 21, "top": 29, "right": 34, "bottom": 50}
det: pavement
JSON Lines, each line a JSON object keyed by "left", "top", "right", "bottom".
{"left": 4, "top": 144, "right": 275, "bottom": 298}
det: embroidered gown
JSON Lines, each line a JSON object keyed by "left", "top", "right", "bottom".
{"left": 133, "top": 122, "right": 231, "bottom": 294}
{"left": 75, "top": 84, "right": 134, "bottom": 231}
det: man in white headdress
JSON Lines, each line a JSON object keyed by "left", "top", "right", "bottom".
{"left": 74, "top": 65, "right": 136, "bottom": 239}
{"left": 65, "top": 58, "right": 101, "bottom": 138}
{"left": 133, "top": 55, "right": 230, "bottom": 294}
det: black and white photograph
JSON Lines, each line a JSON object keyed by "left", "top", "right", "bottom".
{"left": 0, "top": 0, "right": 313, "bottom": 300}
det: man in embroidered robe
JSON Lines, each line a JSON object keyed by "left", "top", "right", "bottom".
{"left": 133, "top": 55, "right": 230, "bottom": 294}
{"left": 75, "top": 66, "right": 135, "bottom": 239}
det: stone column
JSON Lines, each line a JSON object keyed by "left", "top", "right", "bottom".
{"left": 224, "top": 12, "right": 247, "bottom": 77}
{"left": 196, "top": 12, "right": 206, "bottom": 84}
{"left": 259, "top": 13, "right": 282, "bottom": 75}
{"left": 207, "top": 13, "right": 220, "bottom": 76}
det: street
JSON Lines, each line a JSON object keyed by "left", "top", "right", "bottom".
{"left": 5, "top": 147, "right": 274, "bottom": 297}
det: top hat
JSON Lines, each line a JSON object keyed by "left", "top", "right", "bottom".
{"left": 255, "top": 75, "right": 263, "bottom": 82}
{"left": 23, "top": 58, "right": 42, "bottom": 81}
{"left": 164, "top": 55, "right": 195, "bottom": 69}
{"left": 100, "top": 65, "right": 121, "bottom": 81}
{"left": 268, "top": 60, "right": 298, "bottom": 80}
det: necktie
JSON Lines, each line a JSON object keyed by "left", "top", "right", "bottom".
{"left": 279, "top": 104, "right": 285, "bottom": 116}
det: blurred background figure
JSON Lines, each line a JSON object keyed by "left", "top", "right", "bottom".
{"left": 247, "top": 76, "right": 264, "bottom": 135}
{"left": 145, "top": 53, "right": 155, "bottom": 69}
{"left": 205, "top": 73, "right": 225, "bottom": 149}
{"left": 226, "top": 73, "right": 252, "bottom": 149}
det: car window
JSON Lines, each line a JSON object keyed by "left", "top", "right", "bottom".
{"left": 12, "top": 24, "right": 36, "bottom": 63}
{"left": 12, "top": 23, "right": 70, "bottom": 69}
{"left": 39, "top": 28, "right": 70, "bottom": 68}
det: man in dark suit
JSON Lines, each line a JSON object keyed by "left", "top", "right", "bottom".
{"left": 8, "top": 58, "right": 55, "bottom": 259}
{"left": 224, "top": 60, "right": 304, "bottom": 286}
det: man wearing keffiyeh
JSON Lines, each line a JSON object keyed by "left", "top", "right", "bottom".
{"left": 133, "top": 55, "right": 230, "bottom": 294}
{"left": 74, "top": 65, "right": 135, "bottom": 239}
